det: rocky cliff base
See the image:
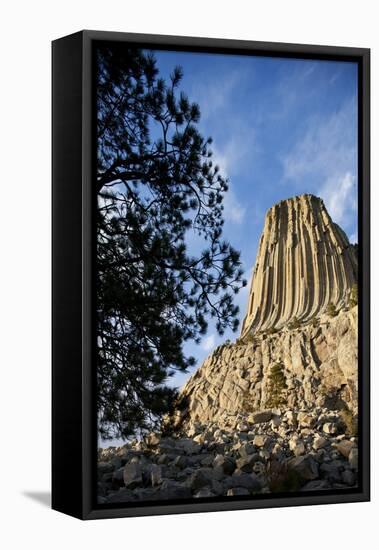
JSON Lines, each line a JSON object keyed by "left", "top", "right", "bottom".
{"left": 174, "top": 307, "right": 358, "bottom": 430}
{"left": 98, "top": 406, "right": 358, "bottom": 504}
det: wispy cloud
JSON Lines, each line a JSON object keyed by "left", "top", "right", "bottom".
{"left": 227, "top": 262, "right": 255, "bottom": 330}
{"left": 282, "top": 100, "right": 356, "bottom": 181}
{"left": 268, "top": 61, "right": 319, "bottom": 121}
{"left": 321, "top": 172, "right": 357, "bottom": 227}
{"left": 223, "top": 189, "right": 246, "bottom": 224}
{"left": 211, "top": 142, "right": 249, "bottom": 224}
{"left": 281, "top": 97, "right": 357, "bottom": 230}
{"left": 201, "top": 334, "right": 216, "bottom": 352}
{"left": 349, "top": 232, "right": 358, "bottom": 244}
{"left": 190, "top": 69, "right": 259, "bottom": 226}
{"left": 191, "top": 70, "right": 245, "bottom": 121}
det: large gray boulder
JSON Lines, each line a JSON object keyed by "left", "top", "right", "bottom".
{"left": 187, "top": 468, "right": 214, "bottom": 491}
{"left": 123, "top": 462, "right": 142, "bottom": 489}
{"left": 287, "top": 456, "right": 319, "bottom": 481}
{"left": 158, "top": 480, "right": 192, "bottom": 500}
{"left": 224, "top": 472, "right": 262, "bottom": 492}
{"left": 336, "top": 439, "right": 355, "bottom": 458}
{"left": 212, "top": 454, "right": 236, "bottom": 475}
{"left": 248, "top": 410, "right": 272, "bottom": 424}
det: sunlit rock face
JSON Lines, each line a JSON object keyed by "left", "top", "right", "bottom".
{"left": 240, "top": 194, "right": 357, "bottom": 337}
{"left": 172, "top": 194, "right": 358, "bottom": 429}
{"left": 175, "top": 307, "right": 358, "bottom": 427}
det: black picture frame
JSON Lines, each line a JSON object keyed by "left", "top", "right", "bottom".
{"left": 52, "top": 30, "right": 370, "bottom": 520}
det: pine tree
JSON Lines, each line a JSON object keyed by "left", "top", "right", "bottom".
{"left": 96, "top": 44, "right": 247, "bottom": 439}
{"left": 310, "top": 315, "right": 320, "bottom": 328}
{"left": 266, "top": 362, "right": 288, "bottom": 408}
{"left": 350, "top": 283, "right": 358, "bottom": 307}
{"left": 289, "top": 317, "right": 301, "bottom": 330}
{"left": 326, "top": 302, "right": 338, "bottom": 317}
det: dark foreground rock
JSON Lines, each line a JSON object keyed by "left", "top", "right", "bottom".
{"left": 97, "top": 407, "right": 358, "bottom": 504}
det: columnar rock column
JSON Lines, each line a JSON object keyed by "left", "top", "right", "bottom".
{"left": 240, "top": 194, "right": 357, "bottom": 337}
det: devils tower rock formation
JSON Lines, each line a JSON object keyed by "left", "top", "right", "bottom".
{"left": 174, "top": 194, "right": 358, "bottom": 429}
{"left": 241, "top": 194, "right": 357, "bottom": 337}
{"left": 98, "top": 194, "right": 360, "bottom": 503}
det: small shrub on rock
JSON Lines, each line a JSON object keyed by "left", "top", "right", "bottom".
{"left": 265, "top": 362, "right": 288, "bottom": 409}
{"left": 349, "top": 283, "right": 358, "bottom": 308}
{"left": 267, "top": 458, "right": 302, "bottom": 493}
{"left": 243, "top": 332, "right": 256, "bottom": 345}
{"left": 326, "top": 303, "right": 338, "bottom": 317}
{"left": 340, "top": 407, "right": 358, "bottom": 437}
{"left": 241, "top": 389, "right": 255, "bottom": 414}
{"left": 288, "top": 317, "right": 301, "bottom": 330}
{"left": 310, "top": 315, "right": 320, "bottom": 328}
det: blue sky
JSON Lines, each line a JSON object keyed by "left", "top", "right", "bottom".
{"left": 148, "top": 49, "right": 358, "bottom": 389}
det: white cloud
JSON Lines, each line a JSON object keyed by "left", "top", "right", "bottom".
{"left": 268, "top": 62, "right": 320, "bottom": 121}
{"left": 190, "top": 68, "right": 260, "bottom": 227}
{"left": 211, "top": 141, "right": 252, "bottom": 225}
{"left": 191, "top": 71, "right": 243, "bottom": 121}
{"left": 201, "top": 334, "right": 216, "bottom": 352}
{"left": 223, "top": 189, "right": 246, "bottom": 224}
{"left": 282, "top": 101, "right": 356, "bottom": 182}
{"left": 302, "top": 64, "right": 316, "bottom": 79}
{"left": 281, "top": 98, "right": 357, "bottom": 230}
{"left": 321, "top": 172, "right": 357, "bottom": 226}
{"left": 227, "top": 262, "right": 255, "bottom": 330}
{"left": 349, "top": 232, "right": 358, "bottom": 244}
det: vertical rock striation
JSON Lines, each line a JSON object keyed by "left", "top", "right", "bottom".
{"left": 173, "top": 194, "right": 358, "bottom": 429}
{"left": 241, "top": 194, "right": 357, "bottom": 337}
{"left": 98, "top": 194, "right": 360, "bottom": 503}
